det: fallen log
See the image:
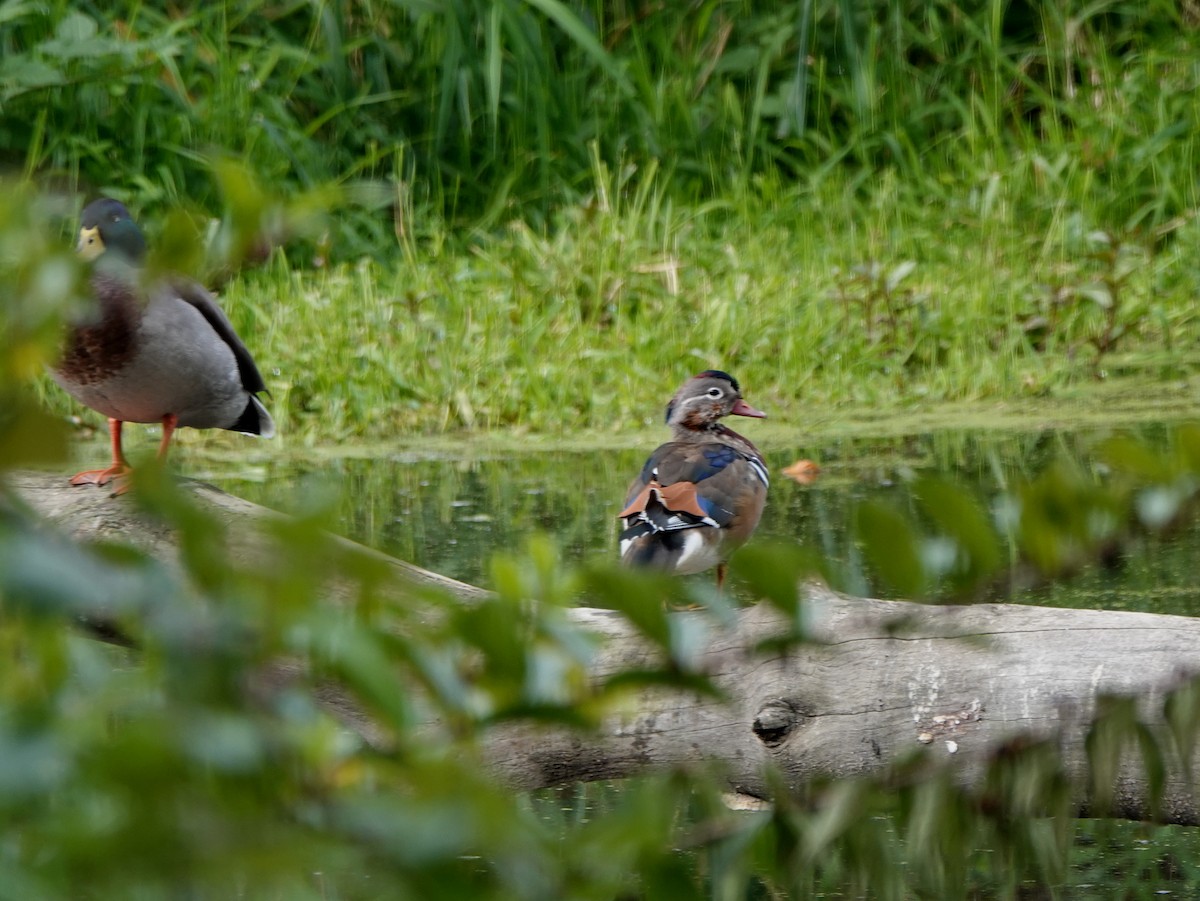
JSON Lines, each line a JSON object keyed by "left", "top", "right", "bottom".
{"left": 490, "top": 596, "right": 1200, "bottom": 826}
{"left": 6, "top": 469, "right": 490, "bottom": 606}
{"left": 9, "top": 470, "right": 1200, "bottom": 824}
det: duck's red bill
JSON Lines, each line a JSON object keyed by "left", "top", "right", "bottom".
{"left": 731, "top": 400, "right": 766, "bottom": 418}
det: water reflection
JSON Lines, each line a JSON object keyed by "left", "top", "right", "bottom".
{"left": 210, "top": 424, "right": 1200, "bottom": 618}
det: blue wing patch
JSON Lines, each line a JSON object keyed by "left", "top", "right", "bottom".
{"left": 695, "top": 493, "right": 726, "bottom": 522}
{"left": 675, "top": 445, "right": 739, "bottom": 484}
{"left": 701, "top": 445, "right": 738, "bottom": 473}
{"left": 637, "top": 443, "right": 744, "bottom": 488}
{"left": 637, "top": 455, "right": 658, "bottom": 484}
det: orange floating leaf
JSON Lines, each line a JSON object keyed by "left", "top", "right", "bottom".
{"left": 781, "top": 459, "right": 821, "bottom": 485}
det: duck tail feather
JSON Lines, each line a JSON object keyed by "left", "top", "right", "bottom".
{"left": 229, "top": 394, "right": 275, "bottom": 438}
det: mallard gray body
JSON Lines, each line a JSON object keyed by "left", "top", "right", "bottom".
{"left": 53, "top": 198, "right": 273, "bottom": 488}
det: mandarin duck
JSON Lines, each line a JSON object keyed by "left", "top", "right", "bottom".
{"left": 618, "top": 370, "right": 768, "bottom": 588}
{"left": 52, "top": 198, "right": 274, "bottom": 491}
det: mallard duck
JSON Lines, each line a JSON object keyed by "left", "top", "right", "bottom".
{"left": 52, "top": 197, "right": 274, "bottom": 490}
{"left": 618, "top": 370, "right": 768, "bottom": 588}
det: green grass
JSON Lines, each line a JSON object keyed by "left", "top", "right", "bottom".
{"left": 36, "top": 159, "right": 1199, "bottom": 449}
{"left": 10, "top": 2, "right": 1200, "bottom": 437}
{"left": 4, "top": 1, "right": 1199, "bottom": 241}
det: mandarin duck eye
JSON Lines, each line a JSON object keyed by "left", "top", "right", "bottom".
{"left": 706, "top": 387, "right": 722, "bottom": 398}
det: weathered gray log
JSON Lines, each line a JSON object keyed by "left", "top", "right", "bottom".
{"left": 10, "top": 470, "right": 1200, "bottom": 824}
{"left": 7, "top": 469, "right": 490, "bottom": 606}
{"left": 488, "top": 596, "right": 1200, "bottom": 826}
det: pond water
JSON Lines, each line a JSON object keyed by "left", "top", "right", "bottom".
{"left": 135, "top": 418, "right": 1200, "bottom": 895}
{"left": 199, "top": 420, "right": 1200, "bottom": 618}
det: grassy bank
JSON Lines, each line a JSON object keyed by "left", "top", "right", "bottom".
{"left": 10, "top": 1, "right": 1200, "bottom": 445}
{"left": 38, "top": 163, "right": 1200, "bottom": 448}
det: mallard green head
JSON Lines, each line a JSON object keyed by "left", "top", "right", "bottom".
{"left": 77, "top": 198, "right": 146, "bottom": 264}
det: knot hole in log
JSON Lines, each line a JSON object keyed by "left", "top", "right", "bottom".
{"left": 753, "top": 698, "right": 807, "bottom": 748}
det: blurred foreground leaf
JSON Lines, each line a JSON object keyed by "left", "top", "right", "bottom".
{"left": 854, "top": 499, "right": 925, "bottom": 599}
{"left": 0, "top": 400, "right": 69, "bottom": 470}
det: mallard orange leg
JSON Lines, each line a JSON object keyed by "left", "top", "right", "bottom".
{"left": 69, "top": 418, "right": 131, "bottom": 487}
{"left": 69, "top": 413, "right": 179, "bottom": 494}
{"left": 156, "top": 413, "right": 178, "bottom": 462}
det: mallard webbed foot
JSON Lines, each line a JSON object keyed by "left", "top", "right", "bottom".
{"left": 67, "top": 418, "right": 132, "bottom": 492}
{"left": 68, "top": 464, "right": 132, "bottom": 491}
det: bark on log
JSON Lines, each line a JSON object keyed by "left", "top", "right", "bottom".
{"left": 9, "top": 470, "right": 1200, "bottom": 825}
{"left": 6, "top": 469, "right": 490, "bottom": 606}
{"left": 489, "top": 597, "right": 1200, "bottom": 825}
